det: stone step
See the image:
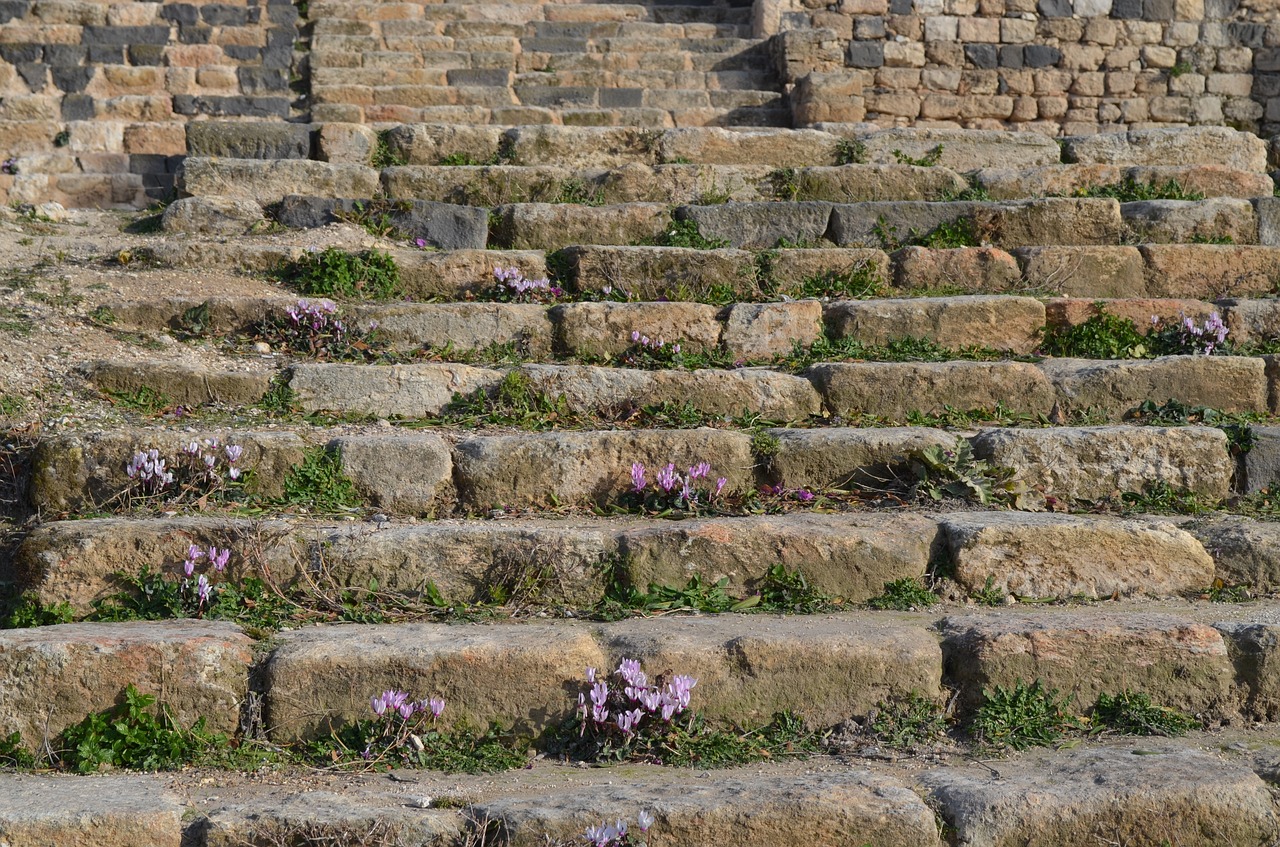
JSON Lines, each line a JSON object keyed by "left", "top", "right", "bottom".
{"left": 972, "top": 164, "right": 1276, "bottom": 201}
{"left": 27, "top": 489, "right": 1271, "bottom": 617}
{"left": 379, "top": 163, "right": 967, "bottom": 205}
{"left": 5, "top": 744, "right": 1280, "bottom": 847}
{"left": 29, "top": 417, "right": 1247, "bottom": 521}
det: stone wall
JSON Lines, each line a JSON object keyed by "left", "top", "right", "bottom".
{"left": 767, "top": 0, "right": 1280, "bottom": 135}
{"left": 0, "top": 0, "right": 299, "bottom": 205}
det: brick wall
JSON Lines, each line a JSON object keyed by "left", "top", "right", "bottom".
{"left": 767, "top": 0, "right": 1280, "bottom": 136}
{"left": 0, "top": 0, "right": 299, "bottom": 205}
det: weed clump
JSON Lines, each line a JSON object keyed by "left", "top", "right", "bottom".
{"left": 867, "top": 577, "right": 937, "bottom": 611}
{"left": 284, "top": 248, "right": 401, "bottom": 301}
{"left": 972, "top": 679, "right": 1083, "bottom": 750}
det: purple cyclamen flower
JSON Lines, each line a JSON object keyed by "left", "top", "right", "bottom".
{"left": 196, "top": 574, "right": 211, "bottom": 605}
{"left": 397, "top": 700, "right": 416, "bottom": 719}
{"left": 630, "top": 462, "right": 647, "bottom": 494}
{"left": 590, "top": 681, "right": 609, "bottom": 708}
{"left": 714, "top": 477, "right": 728, "bottom": 498}
{"left": 586, "top": 667, "right": 596, "bottom": 683}
{"left": 638, "top": 810, "right": 654, "bottom": 832}
{"left": 415, "top": 238, "right": 428, "bottom": 249}
{"left": 225, "top": 444, "right": 243, "bottom": 464}
{"left": 208, "top": 546, "right": 230, "bottom": 572}
{"left": 688, "top": 461, "right": 711, "bottom": 480}
{"left": 371, "top": 693, "right": 388, "bottom": 715}
{"left": 680, "top": 476, "right": 696, "bottom": 505}
{"left": 655, "top": 463, "right": 679, "bottom": 493}
{"left": 794, "top": 489, "right": 815, "bottom": 502}
{"left": 617, "top": 658, "right": 643, "bottom": 684}
{"left": 428, "top": 697, "right": 445, "bottom": 719}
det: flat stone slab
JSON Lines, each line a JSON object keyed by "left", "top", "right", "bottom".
{"left": 763, "top": 426, "right": 955, "bottom": 489}
{"left": 940, "top": 611, "right": 1235, "bottom": 716}
{"left": 263, "top": 614, "right": 941, "bottom": 742}
{"left": 451, "top": 428, "right": 754, "bottom": 509}
{"left": 199, "top": 790, "right": 461, "bottom": 847}
{"left": 0, "top": 621, "right": 253, "bottom": 750}
{"left": 490, "top": 202, "right": 669, "bottom": 250}
{"left": 352, "top": 302, "right": 555, "bottom": 357}
{"left": 562, "top": 246, "right": 759, "bottom": 302}
{"left": 553, "top": 300, "right": 725, "bottom": 356}
{"left": 87, "top": 360, "right": 273, "bottom": 408}
{"left": 972, "top": 164, "right": 1276, "bottom": 200}
{"left": 940, "top": 512, "right": 1215, "bottom": 601}
{"left": 1139, "top": 244, "right": 1280, "bottom": 299}
{"left": 1012, "top": 245, "right": 1146, "bottom": 299}
{"left": 970, "top": 425, "right": 1232, "bottom": 502}
{"left": 806, "top": 361, "right": 1055, "bottom": 421}
{"left": 475, "top": 768, "right": 941, "bottom": 847}
{"left": 287, "top": 363, "right": 505, "bottom": 418}
{"left": 657, "top": 126, "right": 844, "bottom": 167}
{"left": 331, "top": 433, "right": 454, "bottom": 514}
{"left": 620, "top": 512, "right": 937, "bottom": 603}
{"left": 891, "top": 246, "right": 1023, "bottom": 294}
{"left": 178, "top": 157, "right": 381, "bottom": 206}
{"left": 1062, "top": 126, "right": 1269, "bottom": 172}
{"left": 795, "top": 164, "right": 967, "bottom": 202}
{"left": 394, "top": 248, "right": 548, "bottom": 299}
{"left": 676, "top": 201, "right": 834, "bottom": 250}
{"left": 0, "top": 774, "right": 183, "bottom": 847}
{"left": 1039, "top": 356, "right": 1268, "bottom": 419}
{"left": 854, "top": 127, "right": 1061, "bottom": 170}
{"left": 1189, "top": 516, "right": 1280, "bottom": 593}
{"left": 923, "top": 745, "right": 1280, "bottom": 847}
{"left": 515, "top": 364, "right": 822, "bottom": 421}
{"left": 1121, "top": 197, "right": 1257, "bottom": 245}
{"left": 30, "top": 427, "right": 310, "bottom": 513}
{"left": 824, "top": 295, "right": 1045, "bottom": 354}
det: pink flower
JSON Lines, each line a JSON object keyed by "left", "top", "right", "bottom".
{"left": 428, "top": 697, "right": 445, "bottom": 719}
{"left": 630, "top": 462, "right": 647, "bottom": 494}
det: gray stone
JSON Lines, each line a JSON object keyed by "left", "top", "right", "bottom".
{"left": 477, "top": 768, "right": 940, "bottom": 847}
{"left": 828, "top": 201, "right": 980, "bottom": 248}
{"left": 287, "top": 363, "right": 505, "bottom": 419}
{"left": 924, "top": 747, "right": 1280, "bottom": 847}
{"left": 964, "top": 44, "right": 997, "bottom": 69}
{"left": 502, "top": 125, "right": 661, "bottom": 168}
{"left": 1121, "top": 197, "right": 1258, "bottom": 245}
{"left": 825, "top": 295, "right": 1045, "bottom": 353}
{"left": 274, "top": 196, "right": 488, "bottom": 250}
{"left": 396, "top": 249, "right": 547, "bottom": 300}
{"left": 970, "top": 425, "right": 1233, "bottom": 501}
{"left": 1242, "top": 426, "right": 1280, "bottom": 493}
{"left": 0, "top": 774, "right": 183, "bottom": 847}
{"left": 86, "top": 359, "right": 272, "bottom": 407}
{"left": 763, "top": 426, "right": 956, "bottom": 489}
{"left": 1038, "top": 356, "right": 1269, "bottom": 419}
{"left": 1253, "top": 196, "right": 1280, "bottom": 247}
{"left": 658, "top": 127, "right": 843, "bottom": 168}
{"left": 807, "top": 361, "right": 1056, "bottom": 421}
{"left": 1024, "top": 44, "right": 1062, "bottom": 67}
{"left": 1191, "top": 516, "right": 1280, "bottom": 592}
{"left": 160, "top": 195, "right": 263, "bottom": 235}
{"left": 1215, "top": 622, "right": 1280, "bottom": 720}
{"left": 847, "top": 42, "right": 884, "bottom": 68}
{"left": 675, "top": 202, "right": 833, "bottom": 249}
{"left": 331, "top": 434, "right": 453, "bottom": 515}
{"left": 380, "top": 124, "right": 505, "bottom": 166}
{"left": 201, "top": 790, "right": 460, "bottom": 847}
{"left": 973, "top": 198, "right": 1124, "bottom": 247}
{"left": 940, "top": 511, "right": 1215, "bottom": 600}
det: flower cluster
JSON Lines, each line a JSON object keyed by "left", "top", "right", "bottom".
{"left": 123, "top": 439, "right": 245, "bottom": 505}
{"left": 575, "top": 659, "right": 697, "bottom": 748}
{"left": 760, "top": 484, "right": 816, "bottom": 503}
{"left": 353, "top": 687, "right": 449, "bottom": 766}
{"left": 258, "top": 299, "right": 383, "bottom": 361}
{"left": 1151, "top": 311, "right": 1228, "bottom": 356}
{"left": 1, "top": 158, "right": 17, "bottom": 175}
{"left": 177, "top": 542, "right": 234, "bottom": 614}
{"left": 370, "top": 689, "right": 446, "bottom": 722}
{"left": 484, "top": 266, "right": 563, "bottom": 304}
{"left": 126, "top": 449, "right": 174, "bottom": 494}
{"left": 584, "top": 810, "right": 654, "bottom": 847}
{"left": 627, "top": 461, "right": 728, "bottom": 512}
{"left": 619, "top": 330, "right": 685, "bottom": 369}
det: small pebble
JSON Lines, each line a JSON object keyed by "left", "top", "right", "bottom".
{"left": 252, "top": 341, "right": 271, "bottom": 354}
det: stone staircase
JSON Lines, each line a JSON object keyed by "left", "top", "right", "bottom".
{"left": 6, "top": 119, "right": 1280, "bottom": 844}
{"left": 307, "top": 0, "right": 785, "bottom": 128}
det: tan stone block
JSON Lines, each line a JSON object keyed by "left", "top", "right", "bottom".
{"left": 1175, "top": 0, "right": 1204, "bottom": 17}
{"left": 212, "top": 25, "right": 265, "bottom": 47}
{"left": 1072, "top": 72, "right": 1105, "bottom": 97}
{"left": 1106, "top": 46, "right": 1141, "bottom": 69}
{"left": 883, "top": 41, "right": 926, "bottom": 67}
{"left": 1142, "top": 45, "right": 1177, "bottom": 68}
{"left": 107, "top": 2, "right": 160, "bottom": 25}
{"left": 0, "top": 95, "right": 59, "bottom": 120}
{"left": 1000, "top": 69, "right": 1034, "bottom": 96}
{"left": 97, "top": 95, "right": 173, "bottom": 122}
{"left": 868, "top": 91, "right": 921, "bottom": 117}
{"left": 957, "top": 16, "right": 999, "bottom": 41}
{"left": 1001, "top": 17, "right": 1035, "bottom": 42}
{"left": 67, "top": 121, "right": 123, "bottom": 155}
{"left": 1124, "top": 20, "right": 1163, "bottom": 43}
{"left": 1217, "top": 47, "right": 1253, "bottom": 73}
{"left": 124, "top": 123, "right": 186, "bottom": 156}
{"left": 164, "top": 45, "right": 224, "bottom": 67}
{"left": 0, "top": 23, "right": 82, "bottom": 43}
{"left": 1009, "top": 96, "right": 1037, "bottom": 122}
{"left": 1164, "top": 21, "right": 1199, "bottom": 45}
{"left": 1085, "top": 18, "right": 1119, "bottom": 45}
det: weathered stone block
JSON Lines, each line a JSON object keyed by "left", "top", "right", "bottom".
{"left": 287, "top": 363, "right": 504, "bottom": 419}
{"left": 1039, "top": 355, "right": 1268, "bottom": 418}
{"left": 824, "top": 295, "right": 1044, "bottom": 352}
{"left": 807, "top": 361, "right": 1056, "bottom": 420}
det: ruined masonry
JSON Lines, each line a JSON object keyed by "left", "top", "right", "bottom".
{"left": 8, "top": 0, "right": 1280, "bottom": 843}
